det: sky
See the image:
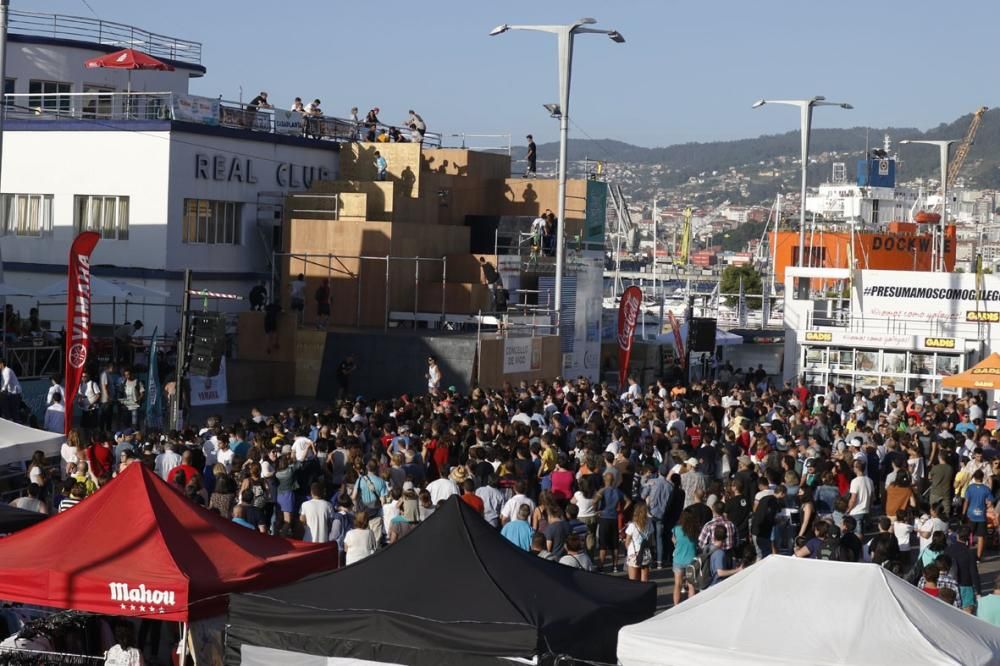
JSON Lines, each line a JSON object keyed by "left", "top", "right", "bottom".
{"left": 26, "top": 0, "right": 1000, "bottom": 151}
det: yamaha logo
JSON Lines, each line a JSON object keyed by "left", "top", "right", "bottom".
{"left": 68, "top": 343, "right": 88, "bottom": 368}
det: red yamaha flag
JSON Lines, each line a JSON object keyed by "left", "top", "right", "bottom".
{"left": 616, "top": 286, "right": 643, "bottom": 389}
{"left": 64, "top": 232, "right": 100, "bottom": 434}
{"left": 667, "top": 309, "right": 686, "bottom": 369}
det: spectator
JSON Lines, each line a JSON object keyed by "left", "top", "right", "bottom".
{"left": 365, "top": 107, "right": 380, "bottom": 141}
{"left": 374, "top": 151, "right": 388, "bottom": 181}
{"left": 524, "top": 134, "right": 536, "bottom": 177}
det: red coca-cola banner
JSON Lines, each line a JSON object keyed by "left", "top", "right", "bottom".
{"left": 667, "top": 309, "right": 686, "bottom": 369}
{"left": 617, "top": 286, "right": 643, "bottom": 388}
{"left": 64, "top": 232, "right": 100, "bottom": 434}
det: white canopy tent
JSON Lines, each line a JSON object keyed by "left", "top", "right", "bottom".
{"left": 644, "top": 323, "right": 743, "bottom": 347}
{"left": 34, "top": 276, "right": 167, "bottom": 300}
{"left": 618, "top": 556, "right": 1000, "bottom": 666}
{"left": 0, "top": 418, "right": 64, "bottom": 466}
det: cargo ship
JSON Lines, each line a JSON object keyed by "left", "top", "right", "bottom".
{"left": 767, "top": 140, "right": 956, "bottom": 283}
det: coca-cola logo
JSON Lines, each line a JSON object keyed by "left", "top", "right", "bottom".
{"left": 617, "top": 291, "right": 641, "bottom": 351}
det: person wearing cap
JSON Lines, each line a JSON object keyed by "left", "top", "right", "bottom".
{"left": 680, "top": 457, "right": 705, "bottom": 509}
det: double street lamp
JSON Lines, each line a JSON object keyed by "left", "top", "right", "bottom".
{"left": 490, "top": 18, "right": 624, "bottom": 314}
{"left": 752, "top": 97, "right": 853, "bottom": 267}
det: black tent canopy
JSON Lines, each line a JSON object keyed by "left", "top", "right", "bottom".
{"left": 0, "top": 503, "right": 46, "bottom": 535}
{"left": 226, "top": 497, "right": 656, "bottom": 666}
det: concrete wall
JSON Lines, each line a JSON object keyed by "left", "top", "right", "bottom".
{"left": 317, "top": 331, "right": 478, "bottom": 400}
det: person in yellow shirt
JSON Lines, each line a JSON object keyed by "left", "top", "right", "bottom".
{"left": 71, "top": 461, "right": 98, "bottom": 496}
{"left": 538, "top": 435, "right": 557, "bottom": 479}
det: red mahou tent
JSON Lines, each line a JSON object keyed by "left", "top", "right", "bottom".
{"left": 0, "top": 463, "right": 337, "bottom": 621}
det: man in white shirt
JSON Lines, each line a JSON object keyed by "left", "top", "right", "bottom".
{"left": 0, "top": 359, "right": 22, "bottom": 421}
{"left": 500, "top": 481, "right": 536, "bottom": 525}
{"left": 46, "top": 376, "right": 64, "bottom": 406}
{"left": 426, "top": 356, "right": 442, "bottom": 392}
{"left": 299, "top": 481, "right": 334, "bottom": 543}
{"left": 60, "top": 436, "right": 78, "bottom": 479}
{"left": 44, "top": 393, "right": 65, "bottom": 434}
{"left": 426, "top": 467, "right": 461, "bottom": 505}
{"left": 476, "top": 475, "right": 506, "bottom": 527}
{"left": 76, "top": 370, "right": 101, "bottom": 430}
{"left": 847, "top": 461, "right": 873, "bottom": 535}
{"left": 155, "top": 442, "right": 182, "bottom": 481}
{"left": 292, "top": 430, "right": 316, "bottom": 462}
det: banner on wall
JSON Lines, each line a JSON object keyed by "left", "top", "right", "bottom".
{"left": 63, "top": 232, "right": 100, "bottom": 434}
{"left": 273, "top": 110, "right": 304, "bottom": 135}
{"left": 617, "top": 286, "right": 643, "bottom": 388}
{"left": 503, "top": 337, "right": 542, "bottom": 374}
{"left": 172, "top": 94, "right": 220, "bottom": 125}
{"left": 189, "top": 357, "right": 228, "bottom": 406}
{"left": 855, "top": 269, "right": 1000, "bottom": 323}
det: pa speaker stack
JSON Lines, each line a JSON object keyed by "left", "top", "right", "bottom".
{"left": 688, "top": 317, "right": 717, "bottom": 353}
{"left": 188, "top": 313, "right": 226, "bottom": 376}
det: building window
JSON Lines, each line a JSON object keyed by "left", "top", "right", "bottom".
{"left": 74, "top": 195, "right": 129, "bottom": 240}
{"left": 182, "top": 199, "right": 243, "bottom": 245}
{"left": 3, "top": 79, "right": 13, "bottom": 108}
{"left": 82, "top": 85, "right": 114, "bottom": 119}
{"left": 28, "top": 80, "right": 72, "bottom": 115}
{"left": 0, "top": 194, "right": 53, "bottom": 237}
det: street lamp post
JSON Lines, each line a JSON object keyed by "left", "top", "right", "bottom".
{"left": 899, "top": 139, "right": 957, "bottom": 272}
{"left": 490, "top": 18, "right": 624, "bottom": 315}
{"left": 752, "top": 97, "right": 852, "bottom": 267}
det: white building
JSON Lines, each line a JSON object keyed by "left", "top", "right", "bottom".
{"left": 0, "top": 10, "right": 341, "bottom": 334}
{"left": 782, "top": 266, "right": 997, "bottom": 395}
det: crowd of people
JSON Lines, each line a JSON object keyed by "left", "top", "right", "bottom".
{"left": 8, "top": 369, "right": 1000, "bottom": 625}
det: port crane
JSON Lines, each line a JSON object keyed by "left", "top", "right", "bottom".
{"left": 947, "top": 106, "right": 988, "bottom": 188}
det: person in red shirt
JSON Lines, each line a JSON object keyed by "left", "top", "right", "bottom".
{"left": 795, "top": 380, "right": 809, "bottom": 408}
{"left": 549, "top": 456, "right": 575, "bottom": 502}
{"left": 460, "top": 479, "right": 484, "bottom": 515}
{"left": 85, "top": 437, "right": 113, "bottom": 480}
{"left": 424, "top": 430, "right": 450, "bottom": 480}
{"left": 166, "top": 449, "right": 200, "bottom": 487}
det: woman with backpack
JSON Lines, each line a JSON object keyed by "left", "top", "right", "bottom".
{"left": 672, "top": 509, "right": 700, "bottom": 606}
{"left": 625, "top": 500, "right": 654, "bottom": 582}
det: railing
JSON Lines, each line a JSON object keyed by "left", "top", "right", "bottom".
{"left": 2, "top": 92, "right": 445, "bottom": 147}
{"left": 287, "top": 193, "right": 340, "bottom": 220}
{"left": 9, "top": 9, "right": 202, "bottom": 65}
{"left": 5, "top": 91, "right": 173, "bottom": 121}
{"left": 274, "top": 252, "right": 451, "bottom": 332}
{"left": 511, "top": 157, "right": 606, "bottom": 179}
{"left": 444, "top": 133, "right": 511, "bottom": 154}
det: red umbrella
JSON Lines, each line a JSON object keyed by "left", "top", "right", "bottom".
{"left": 84, "top": 48, "right": 175, "bottom": 72}
{"left": 83, "top": 48, "right": 175, "bottom": 113}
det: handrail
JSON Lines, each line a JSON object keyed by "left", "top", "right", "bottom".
{"left": 8, "top": 9, "right": 202, "bottom": 65}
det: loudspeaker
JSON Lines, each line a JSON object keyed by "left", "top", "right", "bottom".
{"left": 187, "top": 313, "right": 226, "bottom": 376}
{"left": 688, "top": 317, "right": 717, "bottom": 353}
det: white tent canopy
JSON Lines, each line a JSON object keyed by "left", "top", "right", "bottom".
{"left": 35, "top": 276, "right": 167, "bottom": 300}
{"left": 618, "top": 556, "right": 1000, "bottom": 666}
{"left": 0, "top": 418, "right": 64, "bottom": 466}
{"left": 645, "top": 323, "right": 743, "bottom": 347}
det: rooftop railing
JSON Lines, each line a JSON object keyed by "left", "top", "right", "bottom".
{"left": 1, "top": 92, "right": 445, "bottom": 147}
{"left": 8, "top": 9, "right": 203, "bottom": 66}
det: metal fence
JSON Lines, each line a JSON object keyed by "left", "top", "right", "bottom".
{"left": 9, "top": 9, "right": 202, "bottom": 64}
